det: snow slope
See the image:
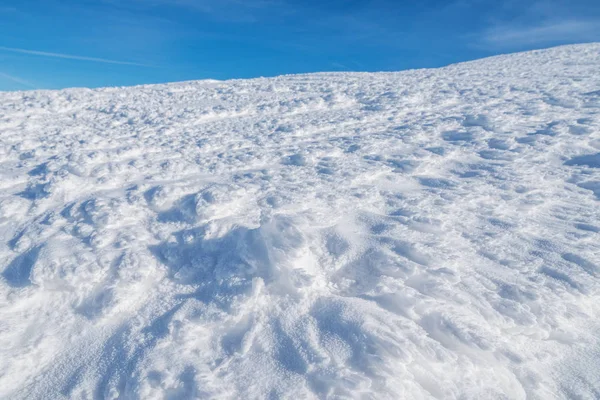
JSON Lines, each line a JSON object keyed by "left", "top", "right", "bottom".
{"left": 1, "top": 43, "right": 600, "bottom": 399}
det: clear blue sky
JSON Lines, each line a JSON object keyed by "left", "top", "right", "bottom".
{"left": 1, "top": 0, "right": 599, "bottom": 91}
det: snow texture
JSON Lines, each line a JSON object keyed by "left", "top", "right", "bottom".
{"left": 1, "top": 44, "right": 600, "bottom": 399}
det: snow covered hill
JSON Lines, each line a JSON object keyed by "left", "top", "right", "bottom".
{"left": 1, "top": 43, "right": 600, "bottom": 399}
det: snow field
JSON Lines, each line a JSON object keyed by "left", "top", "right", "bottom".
{"left": 1, "top": 44, "right": 600, "bottom": 398}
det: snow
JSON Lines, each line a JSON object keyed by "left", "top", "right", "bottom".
{"left": 1, "top": 43, "right": 600, "bottom": 399}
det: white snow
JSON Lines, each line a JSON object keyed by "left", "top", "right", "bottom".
{"left": 1, "top": 43, "right": 600, "bottom": 399}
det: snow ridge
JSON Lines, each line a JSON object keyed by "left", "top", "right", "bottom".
{"left": 1, "top": 43, "right": 600, "bottom": 399}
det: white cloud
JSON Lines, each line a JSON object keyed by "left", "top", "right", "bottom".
{"left": 0, "top": 6, "right": 18, "bottom": 13}
{"left": 0, "top": 71, "right": 37, "bottom": 89}
{"left": 109, "top": 0, "right": 289, "bottom": 22}
{"left": 0, "top": 46, "right": 153, "bottom": 67}
{"left": 481, "top": 19, "right": 600, "bottom": 48}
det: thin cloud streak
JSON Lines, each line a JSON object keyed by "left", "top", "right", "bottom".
{"left": 0, "top": 46, "right": 154, "bottom": 67}
{"left": 0, "top": 71, "right": 38, "bottom": 89}
{"left": 481, "top": 19, "right": 600, "bottom": 48}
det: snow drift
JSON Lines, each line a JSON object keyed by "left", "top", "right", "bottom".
{"left": 1, "top": 44, "right": 600, "bottom": 399}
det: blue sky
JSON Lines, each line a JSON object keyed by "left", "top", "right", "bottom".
{"left": 1, "top": 0, "right": 599, "bottom": 91}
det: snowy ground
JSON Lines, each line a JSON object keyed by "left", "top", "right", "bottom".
{"left": 1, "top": 43, "right": 600, "bottom": 399}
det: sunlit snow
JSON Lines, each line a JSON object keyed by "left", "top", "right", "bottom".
{"left": 1, "top": 44, "right": 600, "bottom": 399}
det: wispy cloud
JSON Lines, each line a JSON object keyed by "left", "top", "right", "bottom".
{"left": 481, "top": 19, "right": 600, "bottom": 48}
{"left": 104, "top": 0, "right": 288, "bottom": 22}
{"left": 0, "top": 71, "right": 38, "bottom": 89}
{"left": 0, "top": 46, "right": 154, "bottom": 67}
{"left": 0, "top": 6, "right": 18, "bottom": 13}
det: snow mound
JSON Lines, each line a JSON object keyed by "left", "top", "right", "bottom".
{"left": 1, "top": 44, "right": 600, "bottom": 399}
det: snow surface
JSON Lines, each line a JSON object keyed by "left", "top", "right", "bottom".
{"left": 1, "top": 43, "right": 600, "bottom": 399}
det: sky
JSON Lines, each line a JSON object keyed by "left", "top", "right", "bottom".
{"left": 0, "top": 0, "right": 599, "bottom": 91}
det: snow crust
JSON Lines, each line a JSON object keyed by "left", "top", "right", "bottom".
{"left": 1, "top": 44, "right": 600, "bottom": 399}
